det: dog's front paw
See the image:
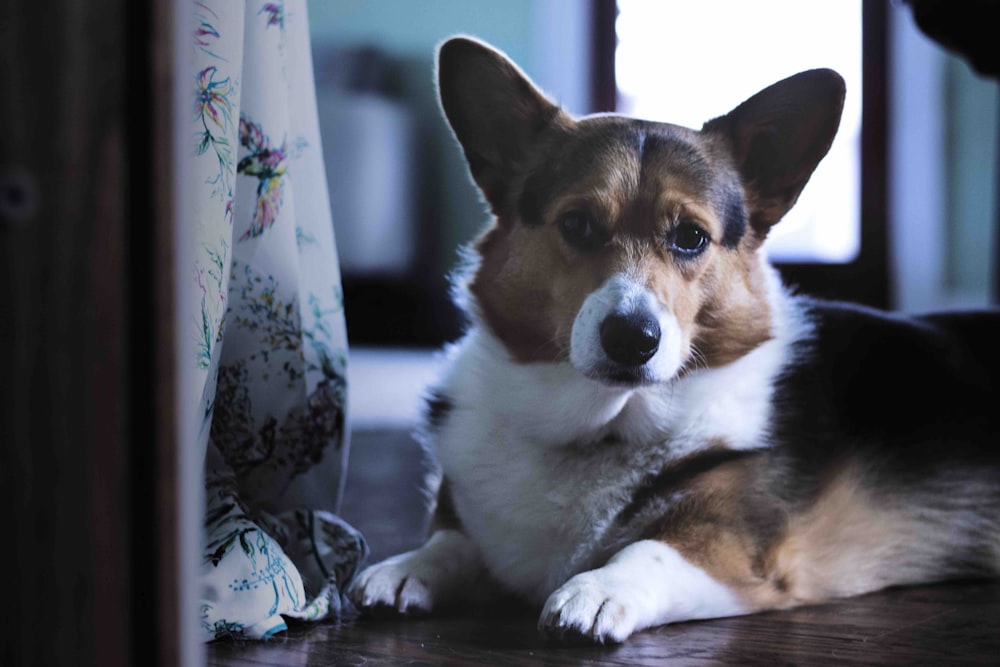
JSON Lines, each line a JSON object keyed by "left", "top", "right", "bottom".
{"left": 538, "top": 541, "right": 749, "bottom": 643}
{"left": 347, "top": 554, "right": 437, "bottom": 616}
{"left": 347, "top": 554, "right": 434, "bottom": 616}
{"left": 538, "top": 572, "right": 638, "bottom": 644}
{"left": 347, "top": 530, "right": 484, "bottom": 618}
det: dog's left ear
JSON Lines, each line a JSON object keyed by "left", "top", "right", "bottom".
{"left": 437, "top": 37, "right": 569, "bottom": 216}
{"left": 703, "top": 69, "right": 845, "bottom": 235}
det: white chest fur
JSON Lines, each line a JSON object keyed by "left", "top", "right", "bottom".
{"left": 430, "top": 305, "right": 802, "bottom": 603}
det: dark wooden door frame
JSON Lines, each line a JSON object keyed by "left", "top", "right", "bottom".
{"left": 1, "top": 0, "right": 181, "bottom": 665}
{"left": 590, "top": 0, "right": 619, "bottom": 114}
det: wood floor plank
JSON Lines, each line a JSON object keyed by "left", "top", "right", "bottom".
{"left": 207, "top": 581, "right": 1000, "bottom": 665}
{"left": 207, "top": 430, "right": 1000, "bottom": 665}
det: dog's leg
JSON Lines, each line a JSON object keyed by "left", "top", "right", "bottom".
{"left": 347, "top": 529, "right": 484, "bottom": 615}
{"left": 538, "top": 539, "right": 747, "bottom": 644}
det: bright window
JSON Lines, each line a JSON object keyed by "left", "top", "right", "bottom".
{"left": 615, "top": 0, "right": 863, "bottom": 263}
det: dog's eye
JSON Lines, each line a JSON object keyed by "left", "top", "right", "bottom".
{"left": 669, "top": 221, "right": 710, "bottom": 256}
{"left": 557, "top": 212, "right": 607, "bottom": 252}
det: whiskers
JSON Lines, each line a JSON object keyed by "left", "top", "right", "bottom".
{"left": 529, "top": 323, "right": 573, "bottom": 361}
{"left": 680, "top": 343, "right": 710, "bottom": 377}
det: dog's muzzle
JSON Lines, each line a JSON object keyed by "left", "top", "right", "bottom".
{"left": 571, "top": 275, "right": 682, "bottom": 387}
{"left": 600, "top": 311, "right": 661, "bottom": 366}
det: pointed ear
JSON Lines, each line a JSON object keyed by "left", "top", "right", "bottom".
{"left": 703, "top": 69, "right": 845, "bottom": 235}
{"left": 437, "top": 36, "right": 568, "bottom": 215}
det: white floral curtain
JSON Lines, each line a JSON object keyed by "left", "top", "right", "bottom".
{"left": 188, "top": 0, "right": 366, "bottom": 641}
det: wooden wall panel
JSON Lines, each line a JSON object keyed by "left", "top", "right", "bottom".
{"left": 0, "top": 0, "right": 178, "bottom": 664}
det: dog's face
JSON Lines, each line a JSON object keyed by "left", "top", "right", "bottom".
{"left": 438, "top": 37, "right": 844, "bottom": 387}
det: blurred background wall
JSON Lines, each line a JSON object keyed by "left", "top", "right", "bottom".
{"left": 890, "top": 4, "right": 998, "bottom": 311}
{"left": 308, "top": 0, "right": 593, "bottom": 350}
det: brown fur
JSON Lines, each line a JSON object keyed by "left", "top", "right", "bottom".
{"left": 470, "top": 219, "right": 611, "bottom": 362}
{"left": 641, "top": 453, "right": 999, "bottom": 615}
{"left": 769, "top": 469, "right": 922, "bottom": 603}
{"left": 641, "top": 455, "right": 789, "bottom": 608}
{"left": 690, "top": 247, "right": 775, "bottom": 369}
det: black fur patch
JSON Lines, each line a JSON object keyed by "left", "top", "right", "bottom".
{"left": 717, "top": 186, "right": 748, "bottom": 248}
{"left": 770, "top": 300, "right": 1000, "bottom": 496}
{"left": 617, "top": 447, "right": 757, "bottom": 525}
{"left": 430, "top": 476, "right": 463, "bottom": 532}
{"left": 517, "top": 175, "right": 549, "bottom": 228}
{"left": 780, "top": 301, "right": 1000, "bottom": 440}
{"left": 424, "top": 389, "right": 454, "bottom": 431}
{"left": 639, "top": 129, "right": 712, "bottom": 190}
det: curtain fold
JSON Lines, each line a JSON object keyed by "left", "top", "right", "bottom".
{"left": 188, "top": 0, "right": 366, "bottom": 641}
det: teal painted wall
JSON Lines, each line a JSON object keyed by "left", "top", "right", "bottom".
{"left": 308, "top": 0, "right": 535, "bottom": 67}
{"left": 945, "top": 58, "right": 998, "bottom": 303}
{"left": 307, "top": 0, "right": 591, "bottom": 280}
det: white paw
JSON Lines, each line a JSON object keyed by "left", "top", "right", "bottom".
{"left": 538, "top": 541, "right": 748, "bottom": 643}
{"left": 538, "top": 572, "right": 638, "bottom": 644}
{"left": 346, "top": 530, "right": 483, "bottom": 617}
{"left": 347, "top": 555, "right": 436, "bottom": 616}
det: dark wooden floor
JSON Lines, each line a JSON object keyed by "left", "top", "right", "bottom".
{"left": 208, "top": 430, "right": 1000, "bottom": 666}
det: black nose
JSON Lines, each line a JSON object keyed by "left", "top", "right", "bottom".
{"left": 600, "top": 311, "right": 661, "bottom": 366}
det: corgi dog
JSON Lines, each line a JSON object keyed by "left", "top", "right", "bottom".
{"left": 347, "top": 37, "right": 1000, "bottom": 644}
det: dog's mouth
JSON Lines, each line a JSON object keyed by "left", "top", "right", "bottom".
{"left": 583, "top": 362, "right": 658, "bottom": 388}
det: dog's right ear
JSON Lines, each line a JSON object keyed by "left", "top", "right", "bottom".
{"left": 437, "top": 37, "right": 567, "bottom": 216}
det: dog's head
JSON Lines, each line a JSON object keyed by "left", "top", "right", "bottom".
{"left": 438, "top": 37, "right": 844, "bottom": 387}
